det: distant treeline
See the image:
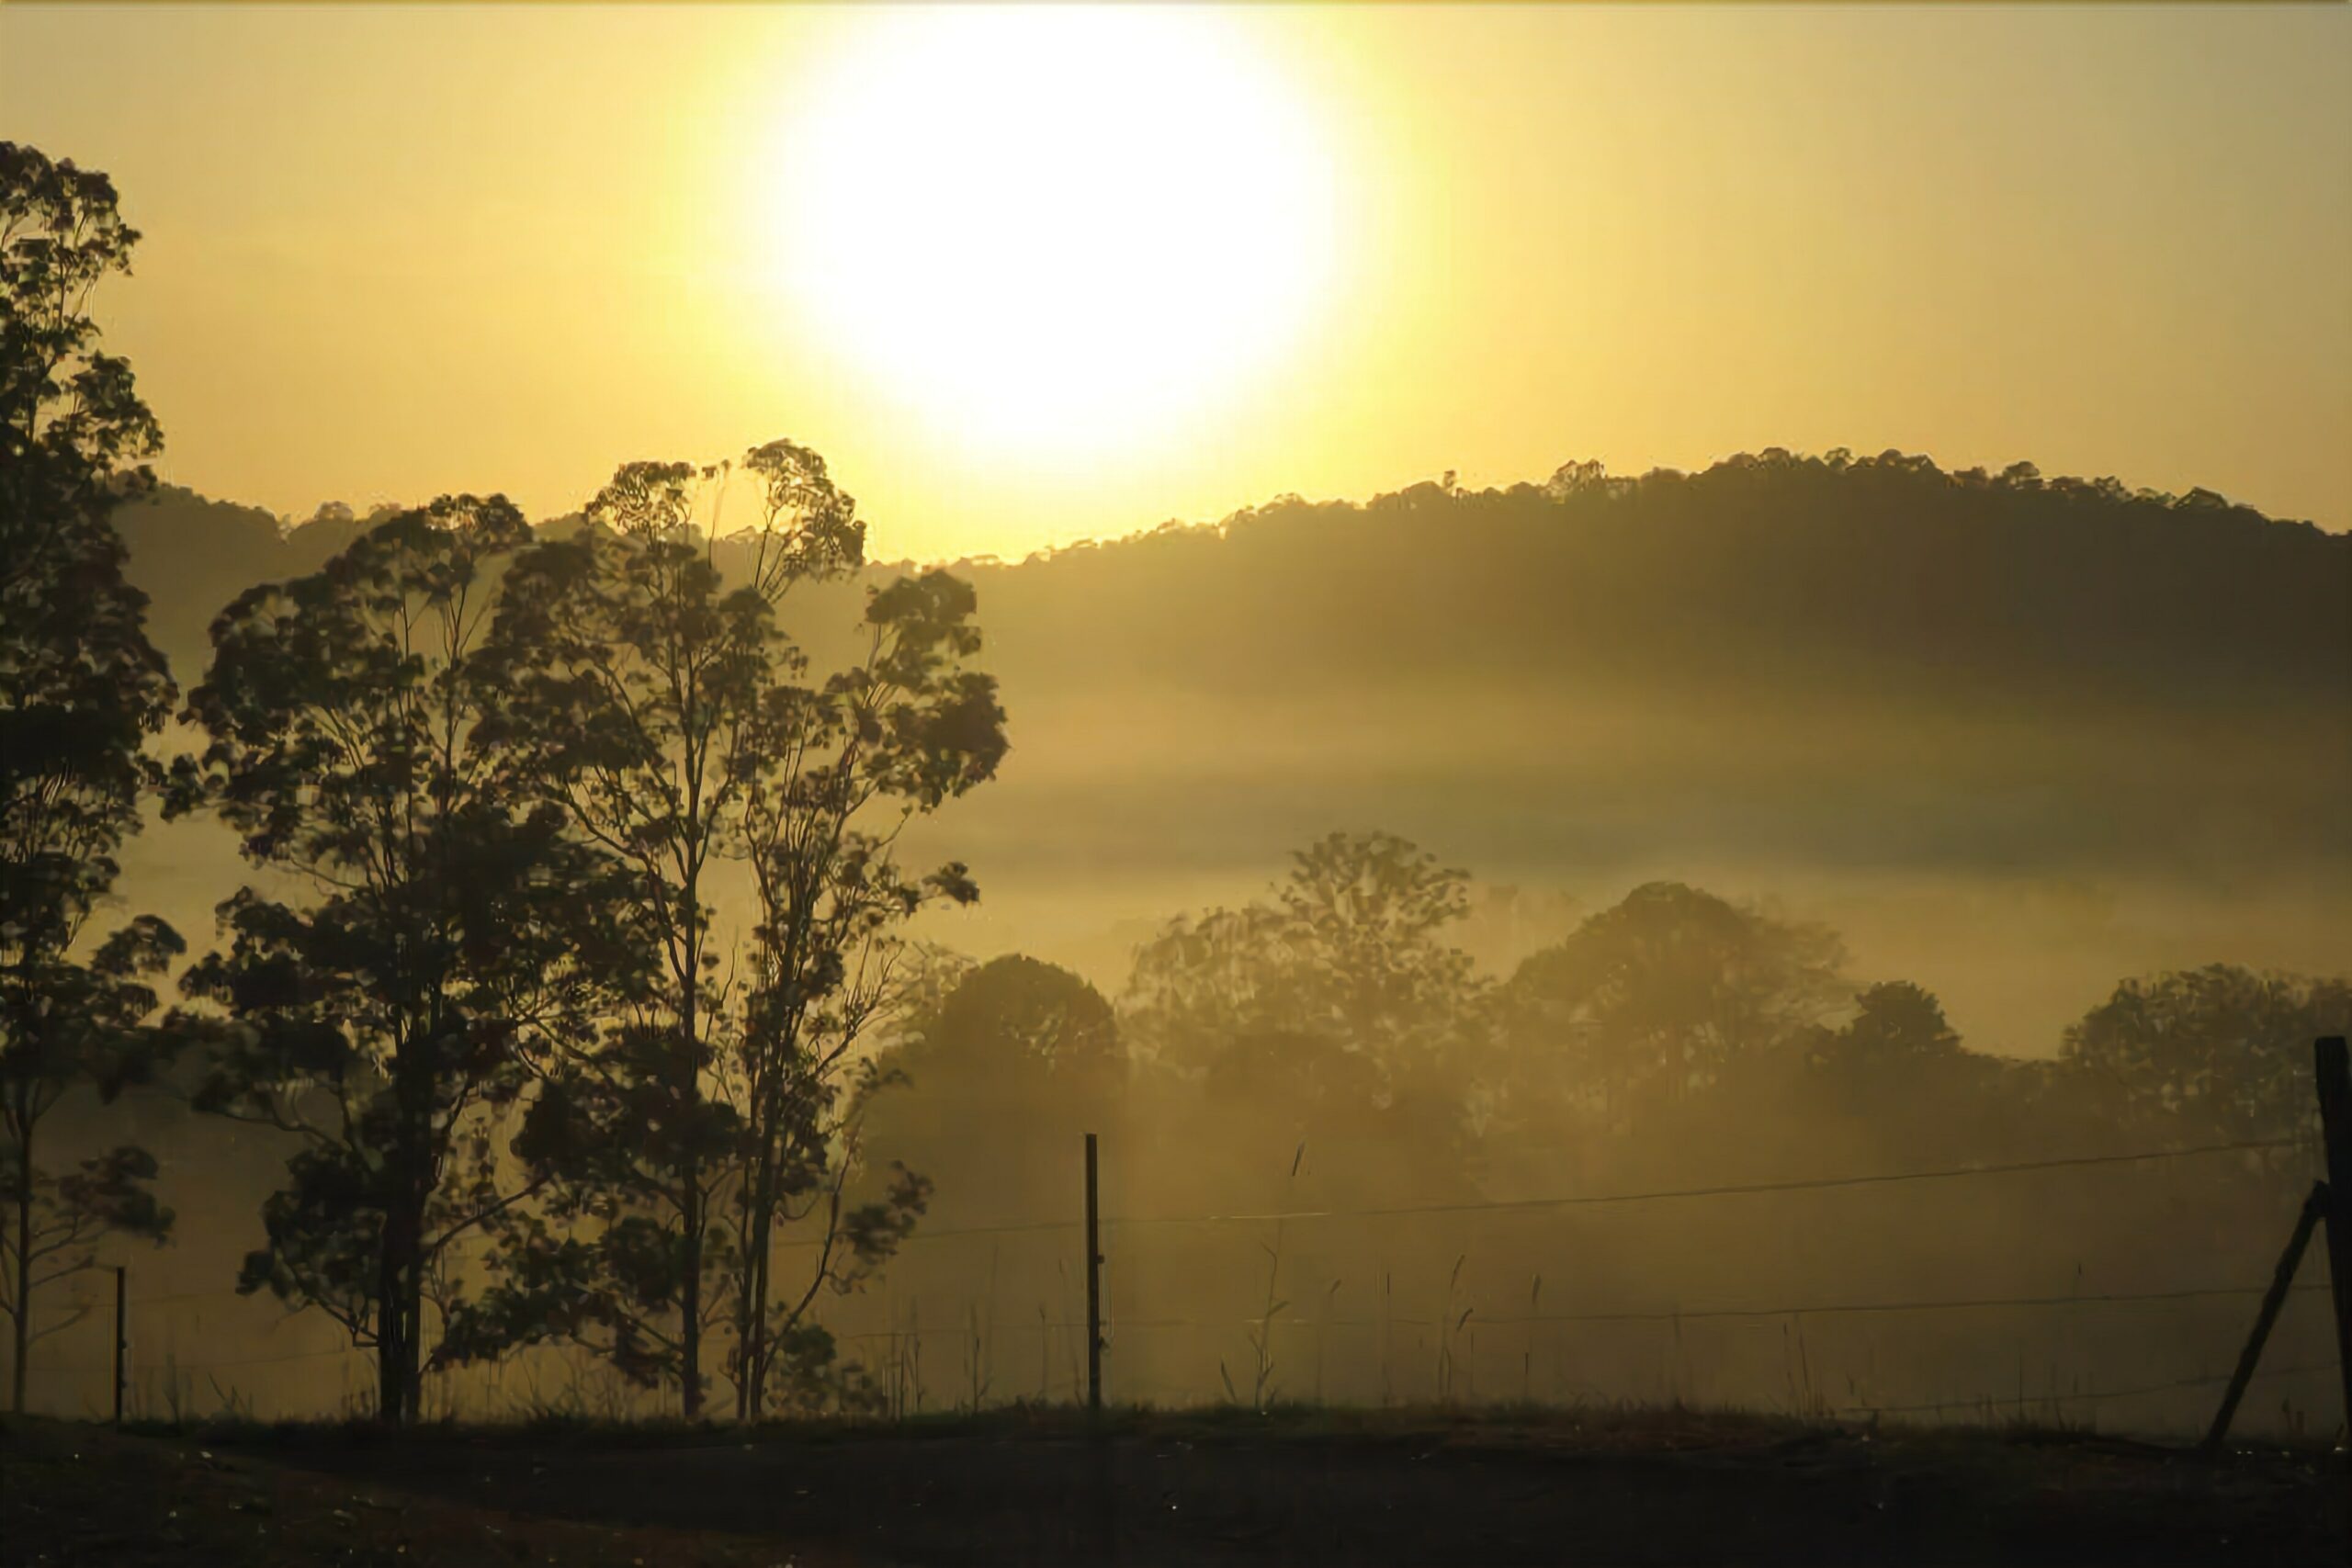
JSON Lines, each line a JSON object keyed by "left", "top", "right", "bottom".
{"left": 118, "top": 449, "right": 2352, "bottom": 888}
{"left": 838, "top": 835, "right": 2351, "bottom": 1420}
{"left": 964, "top": 451, "right": 2349, "bottom": 710}
{"left": 872, "top": 830, "right": 2352, "bottom": 1224}
{"left": 121, "top": 450, "right": 2352, "bottom": 712}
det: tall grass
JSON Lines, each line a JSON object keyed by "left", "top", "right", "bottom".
{"left": 1436, "top": 1253, "right": 1470, "bottom": 1405}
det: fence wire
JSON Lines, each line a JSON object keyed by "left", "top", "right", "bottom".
{"left": 14, "top": 1132, "right": 2337, "bottom": 1431}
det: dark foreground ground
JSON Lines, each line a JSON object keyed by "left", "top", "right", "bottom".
{"left": 5, "top": 1406, "right": 2345, "bottom": 1567}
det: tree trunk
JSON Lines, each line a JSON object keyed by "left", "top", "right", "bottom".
{"left": 740, "top": 1158, "right": 775, "bottom": 1416}
{"left": 376, "top": 1221, "right": 407, "bottom": 1425}
{"left": 403, "top": 1283, "right": 424, "bottom": 1422}
{"left": 681, "top": 1170, "right": 703, "bottom": 1420}
{"left": 678, "top": 913, "right": 704, "bottom": 1422}
{"left": 377, "top": 1079, "right": 431, "bottom": 1427}
{"left": 733, "top": 1187, "right": 760, "bottom": 1421}
{"left": 675, "top": 830, "right": 710, "bottom": 1424}
{"left": 10, "top": 1125, "right": 31, "bottom": 1415}
{"left": 376, "top": 1211, "right": 428, "bottom": 1425}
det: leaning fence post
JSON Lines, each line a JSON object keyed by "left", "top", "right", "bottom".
{"left": 113, "top": 1265, "right": 127, "bottom": 1426}
{"left": 2313, "top": 1036, "right": 2352, "bottom": 1438}
{"left": 2204, "top": 1181, "right": 2325, "bottom": 1450}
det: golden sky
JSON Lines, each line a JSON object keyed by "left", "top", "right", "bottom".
{"left": 6, "top": 3, "right": 2347, "bottom": 558}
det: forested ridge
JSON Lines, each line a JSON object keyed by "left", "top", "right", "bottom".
{"left": 120, "top": 452, "right": 2352, "bottom": 710}
{"left": 118, "top": 450, "right": 2352, "bottom": 899}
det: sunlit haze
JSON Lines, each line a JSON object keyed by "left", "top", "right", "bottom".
{"left": 4, "top": 4, "right": 2346, "bottom": 557}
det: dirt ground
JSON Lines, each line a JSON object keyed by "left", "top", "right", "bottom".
{"left": 5, "top": 1406, "right": 2346, "bottom": 1566}
{"left": 0, "top": 1415, "right": 813, "bottom": 1568}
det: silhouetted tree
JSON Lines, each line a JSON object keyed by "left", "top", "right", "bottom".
{"left": 1812, "top": 981, "right": 1962, "bottom": 1066}
{"left": 0, "top": 141, "right": 180, "bottom": 1412}
{"left": 0, "top": 921, "right": 178, "bottom": 1413}
{"left": 1126, "top": 831, "right": 1485, "bottom": 1070}
{"left": 865, "top": 955, "right": 1125, "bottom": 1232}
{"left": 900, "top": 954, "right": 1123, "bottom": 1090}
{"left": 721, "top": 563, "right": 1004, "bottom": 1416}
{"left": 170, "top": 497, "right": 638, "bottom": 1425}
{"left": 1277, "top": 832, "right": 1483, "bottom": 1059}
{"left": 2062, "top": 965, "right": 2352, "bottom": 1165}
{"left": 1119, "top": 902, "right": 1294, "bottom": 1065}
{"left": 1770, "top": 979, "right": 2015, "bottom": 1160}
{"left": 1500, "top": 882, "right": 1845, "bottom": 1132}
{"left": 463, "top": 455, "right": 821, "bottom": 1416}
{"left": 1124, "top": 832, "right": 1486, "bottom": 1204}
{"left": 450, "top": 442, "right": 1002, "bottom": 1418}
{"left": 2, "top": 142, "right": 162, "bottom": 594}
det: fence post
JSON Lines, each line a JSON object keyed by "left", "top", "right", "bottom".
{"left": 2204, "top": 1181, "right": 2325, "bottom": 1450}
{"left": 112, "top": 1265, "right": 127, "bottom": 1426}
{"left": 2314, "top": 1037, "right": 2352, "bottom": 1438}
{"left": 1084, "top": 1132, "right": 1102, "bottom": 1418}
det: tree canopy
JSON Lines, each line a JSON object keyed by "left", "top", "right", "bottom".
{"left": 171, "top": 495, "right": 641, "bottom": 1426}
{"left": 0, "top": 140, "right": 181, "bottom": 1414}
{"left": 441, "top": 442, "right": 1006, "bottom": 1419}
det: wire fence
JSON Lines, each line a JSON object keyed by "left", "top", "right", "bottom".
{"left": 9, "top": 1132, "right": 2340, "bottom": 1436}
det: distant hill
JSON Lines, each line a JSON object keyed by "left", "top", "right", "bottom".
{"left": 107, "top": 451, "right": 2352, "bottom": 1054}
{"left": 944, "top": 450, "right": 2346, "bottom": 713}
{"left": 115, "top": 488, "right": 381, "bottom": 672}
{"left": 117, "top": 449, "right": 2352, "bottom": 881}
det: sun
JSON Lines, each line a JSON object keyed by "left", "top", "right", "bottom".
{"left": 760, "top": 6, "right": 1345, "bottom": 459}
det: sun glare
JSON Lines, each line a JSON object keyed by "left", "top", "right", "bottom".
{"left": 761, "top": 6, "right": 1345, "bottom": 459}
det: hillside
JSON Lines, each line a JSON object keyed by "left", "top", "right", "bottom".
{"left": 107, "top": 450, "right": 2352, "bottom": 1051}
{"left": 122, "top": 451, "right": 2352, "bottom": 716}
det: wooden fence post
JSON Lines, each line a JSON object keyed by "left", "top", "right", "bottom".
{"left": 112, "top": 1265, "right": 127, "bottom": 1426}
{"left": 1084, "top": 1132, "right": 1102, "bottom": 1417}
{"left": 1081, "top": 1132, "right": 1119, "bottom": 1562}
{"left": 2204, "top": 1182, "right": 2325, "bottom": 1450}
{"left": 2313, "top": 1036, "right": 2352, "bottom": 1438}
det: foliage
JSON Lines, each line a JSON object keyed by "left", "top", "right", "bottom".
{"left": 1118, "top": 902, "right": 1295, "bottom": 1064}
{"left": 1, "top": 141, "right": 163, "bottom": 603}
{"left": 724, "top": 555, "right": 1003, "bottom": 1415}
{"left": 2062, "top": 964, "right": 2352, "bottom": 1160}
{"left": 448, "top": 440, "right": 1004, "bottom": 1418}
{"left": 1125, "top": 830, "right": 1485, "bottom": 1071}
{"left": 1822, "top": 981, "right": 1963, "bottom": 1064}
{"left": 0, "top": 137, "right": 174, "bottom": 1079}
{"left": 895, "top": 954, "right": 1124, "bottom": 1090}
{"left": 454, "top": 448, "right": 857, "bottom": 1418}
{"left": 860, "top": 955, "right": 1125, "bottom": 1239}
{"left": 0, "top": 921, "right": 179, "bottom": 1408}
{"left": 170, "top": 496, "right": 639, "bottom": 1425}
{"left": 0, "top": 141, "right": 179, "bottom": 1413}
{"left": 1114, "top": 832, "right": 1487, "bottom": 1206}
{"left": 1498, "top": 882, "right": 1846, "bottom": 1130}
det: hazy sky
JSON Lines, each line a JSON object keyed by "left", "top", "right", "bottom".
{"left": 6, "top": 3, "right": 2347, "bottom": 558}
